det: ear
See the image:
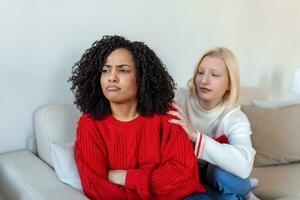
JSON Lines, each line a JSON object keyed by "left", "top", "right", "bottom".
{"left": 226, "top": 84, "right": 231, "bottom": 91}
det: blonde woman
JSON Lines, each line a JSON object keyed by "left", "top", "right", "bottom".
{"left": 169, "top": 47, "right": 259, "bottom": 200}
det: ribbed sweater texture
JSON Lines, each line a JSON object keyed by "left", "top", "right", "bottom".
{"left": 75, "top": 113, "right": 204, "bottom": 200}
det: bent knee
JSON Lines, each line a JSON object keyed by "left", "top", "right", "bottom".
{"left": 206, "top": 164, "right": 228, "bottom": 183}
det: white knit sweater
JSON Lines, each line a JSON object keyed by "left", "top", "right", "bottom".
{"left": 174, "top": 88, "right": 256, "bottom": 178}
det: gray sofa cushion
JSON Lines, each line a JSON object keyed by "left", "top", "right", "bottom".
{"left": 35, "top": 104, "right": 81, "bottom": 167}
{"left": 0, "top": 150, "right": 88, "bottom": 200}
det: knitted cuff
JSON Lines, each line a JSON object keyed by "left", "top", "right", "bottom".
{"left": 125, "top": 169, "right": 139, "bottom": 190}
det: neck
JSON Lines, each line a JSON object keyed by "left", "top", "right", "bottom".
{"left": 199, "top": 99, "right": 222, "bottom": 110}
{"left": 110, "top": 100, "right": 139, "bottom": 122}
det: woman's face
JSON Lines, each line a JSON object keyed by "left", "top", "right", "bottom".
{"left": 195, "top": 55, "right": 230, "bottom": 109}
{"left": 100, "top": 48, "right": 137, "bottom": 105}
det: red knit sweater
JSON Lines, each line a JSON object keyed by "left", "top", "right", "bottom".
{"left": 75, "top": 113, "right": 205, "bottom": 200}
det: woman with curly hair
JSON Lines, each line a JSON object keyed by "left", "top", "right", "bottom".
{"left": 69, "top": 35, "right": 205, "bottom": 200}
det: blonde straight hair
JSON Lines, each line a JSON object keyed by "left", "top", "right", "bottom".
{"left": 188, "top": 47, "right": 240, "bottom": 108}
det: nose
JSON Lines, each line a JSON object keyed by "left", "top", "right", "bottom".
{"left": 108, "top": 70, "right": 118, "bottom": 82}
{"left": 201, "top": 73, "right": 209, "bottom": 84}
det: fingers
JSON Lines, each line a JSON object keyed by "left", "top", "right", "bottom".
{"left": 167, "top": 110, "right": 185, "bottom": 121}
{"left": 168, "top": 119, "right": 183, "bottom": 126}
{"left": 171, "top": 101, "right": 185, "bottom": 115}
{"left": 169, "top": 119, "right": 189, "bottom": 131}
{"left": 168, "top": 102, "right": 187, "bottom": 121}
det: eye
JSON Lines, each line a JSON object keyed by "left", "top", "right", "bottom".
{"left": 198, "top": 71, "right": 204, "bottom": 75}
{"left": 212, "top": 74, "right": 220, "bottom": 77}
{"left": 120, "top": 69, "right": 130, "bottom": 73}
{"left": 101, "top": 69, "right": 108, "bottom": 73}
{"left": 101, "top": 65, "right": 110, "bottom": 73}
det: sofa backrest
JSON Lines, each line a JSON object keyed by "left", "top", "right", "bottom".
{"left": 32, "top": 87, "right": 266, "bottom": 167}
{"left": 239, "top": 86, "right": 268, "bottom": 105}
{"left": 242, "top": 104, "right": 300, "bottom": 167}
{"left": 35, "top": 104, "right": 81, "bottom": 167}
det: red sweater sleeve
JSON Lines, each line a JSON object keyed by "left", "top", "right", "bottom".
{"left": 125, "top": 120, "right": 205, "bottom": 199}
{"left": 75, "top": 114, "right": 127, "bottom": 200}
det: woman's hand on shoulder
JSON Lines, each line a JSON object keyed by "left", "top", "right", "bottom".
{"left": 167, "top": 102, "right": 197, "bottom": 143}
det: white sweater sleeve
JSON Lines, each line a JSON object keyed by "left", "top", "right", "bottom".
{"left": 195, "top": 110, "right": 256, "bottom": 179}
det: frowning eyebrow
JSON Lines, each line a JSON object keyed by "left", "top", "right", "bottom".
{"left": 102, "top": 64, "right": 133, "bottom": 68}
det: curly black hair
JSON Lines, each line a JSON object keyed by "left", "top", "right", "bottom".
{"left": 69, "top": 35, "right": 176, "bottom": 119}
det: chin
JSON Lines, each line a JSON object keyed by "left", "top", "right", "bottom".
{"left": 105, "top": 97, "right": 123, "bottom": 104}
{"left": 103, "top": 94, "right": 118, "bottom": 102}
{"left": 104, "top": 93, "right": 137, "bottom": 105}
{"left": 107, "top": 96, "right": 133, "bottom": 104}
{"left": 198, "top": 96, "right": 213, "bottom": 103}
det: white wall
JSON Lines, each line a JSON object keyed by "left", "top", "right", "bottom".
{"left": 1, "top": 0, "right": 300, "bottom": 153}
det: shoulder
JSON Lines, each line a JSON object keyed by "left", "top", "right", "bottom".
{"left": 76, "top": 113, "right": 100, "bottom": 135}
{"left": 156, "top": 111, "right": 173, "bottom": 121}
{"left": 78, "top": 113, "right": 96, "bottom": 126}
{"left": 75, "top": 114, "right": 106, "bottom": 151}
{"left": 226, "top": 106, "right": 249, "bottom": 122}
{"left": 223, "top": 106, "right": 250, "bottom": 129}
{"left": 152, "top": 112, "right": 185, "bottom": 133}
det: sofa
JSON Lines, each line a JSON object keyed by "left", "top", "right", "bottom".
{"left": 240, "top": 88, "right": 300, "bottom": 200}
{"left": 0, "top": 87, "right": 299, "bottom": 200}
{"left": 0, "top": 104, "right": 88, "bottom": 200}
{"left": 244, "top": 104, "right": 300, "bottom": 200}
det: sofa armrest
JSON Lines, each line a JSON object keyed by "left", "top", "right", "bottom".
{"left": 0, "top": 150, "right": 88, "bottom": 200}
{"left": 27, "top": 135, "right": 38, "bottom": 155}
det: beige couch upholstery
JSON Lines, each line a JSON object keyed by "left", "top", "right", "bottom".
{"left": 241, "top": 105, "right": 300, "bottom": 200}
{"left": 0, "top": 87, "right": 299, "bottom": 200}
{"left": 240, "top": 87, "right": 300, "bottom": 200}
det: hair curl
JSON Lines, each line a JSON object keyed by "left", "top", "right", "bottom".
{"left": 69, "top": 35, "right": 176, "bottom": 119}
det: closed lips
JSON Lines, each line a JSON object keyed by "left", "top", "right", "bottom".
{"left": 200, "top": 87, "right": 211, "bottom": 91}
{"left": 106, "top": 86, "right": 120, "bottom": 91}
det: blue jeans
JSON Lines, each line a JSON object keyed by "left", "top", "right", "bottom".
{"left": 184, "top": 164, "right": 251, "bottom": 200}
